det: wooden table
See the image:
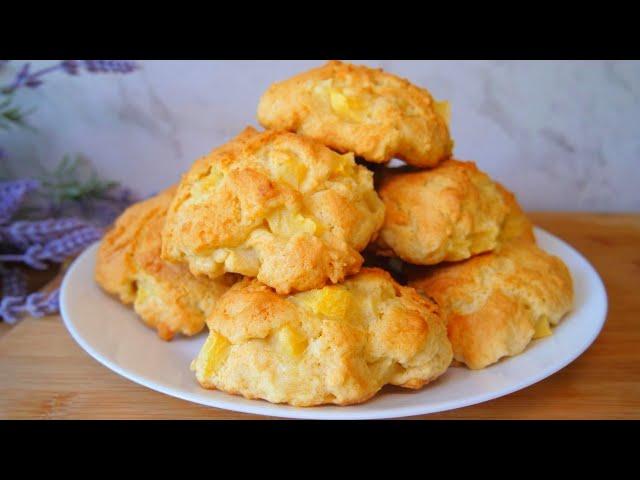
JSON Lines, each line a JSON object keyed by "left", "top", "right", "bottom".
{"left": 1, "top": 212, "right": 638, "bottom": 419}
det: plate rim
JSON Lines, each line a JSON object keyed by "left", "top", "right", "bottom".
{"left": 60, "top": 227, "right": 608, "bottom": 419}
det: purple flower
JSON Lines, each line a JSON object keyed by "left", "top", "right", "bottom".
{"left": 0, "top": 266, "right": 27, "bottom": 297}
{"left": 0, "top": 296, "right": 24, "bottom": 323}
{"left": 0, "top": 179, "right": 40, "bottom": 225}
{"left": 60, "top": 60, "right": 79, "bottom": 75}
{"left": 24, "top": 289, "right": 60, "bottom": 316}
{"left": 0, "top": 288, "right": 60, "bottom": 324}
{"left": 81, "top": 60, "right": 138, "bottom": 74}
{"left": 0, "top": 225, "right": 102, "bottom": 269}
{"left": 0, "top": 217, "right": 92, "bottom": 248}
{"left": 1, "top": 62, "right": 48, "bottom": 93}
{"left": 1, "top": 60, "right": 139, "bottom": 94}
{"left": 12, "top": 63, "right": 32, "bottom": 90}
{"left": 25, "top": 77, "right": 43, "bottom": 88}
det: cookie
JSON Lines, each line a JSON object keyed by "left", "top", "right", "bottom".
{"left": 95, "top": 187, "right": 236, "bottom": 340}
{"left": 257, "top": 60, "right": 453, "bottom": 167}
{"left": 192, "top": 268, "right": 452, "bottom": 406}
{"left": 95, "top": 187, "right": 175, "bottom": 305}
{"left": 374, "top": 159, "right": 533, "bottom": 265}
{"left": 161, "top": 127, "right": 385, "bottom": 294}
{"left": 409, "top": 241, "right": 574, "bottom": 369}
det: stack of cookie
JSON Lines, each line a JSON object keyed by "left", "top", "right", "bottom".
{"left": 95, "top": 61, "right": 574, "bottom": 406}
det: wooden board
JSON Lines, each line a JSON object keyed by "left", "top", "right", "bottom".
{"left": 0, "top": 322, "right": 12, "bottom": 339}
{"left": 1, "top": 212, "right": 639, "bottom": 419}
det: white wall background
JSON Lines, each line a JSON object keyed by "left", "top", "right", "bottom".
{"left": 1, "top": 60, "right": 639, "bottom": 211}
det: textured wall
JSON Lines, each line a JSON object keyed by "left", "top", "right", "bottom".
{"left": 1, "top": 60, "right": 638, "bottom": 211}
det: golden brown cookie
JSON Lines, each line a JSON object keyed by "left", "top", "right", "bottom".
{"left": 132, "top": 201, "right": 238, "bottom": 340}
{"left": 192, "top": 268, "right": 453, "bottom": 406}
{"left": 257, "top": 60, "right": 453, "bottom": 167}
{"left": 161, "top": 127, "right": 385, "bottom": 294}
{"left": 496, "top": 183, "right": 535, "bottom": 244}
{"left": 95, "top": 187, "right": 175, "bottom": 305}
{"left": 373, "top": 159, "right": 534, "bottom": 265}
{"left": 409, "top": 241, "right": 574, "bottom": 370}
{"left": 95, "top": 187, "right": 237, "bottom": 340}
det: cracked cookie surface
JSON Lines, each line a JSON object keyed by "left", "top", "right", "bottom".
{"left": 409, "top": 241, "right": 573, "bottom": 369}
{"left": 374, "top": 159, "right": 533, "bottom": 265}
{"left": 95, "top": 186, "right": 237, "bottom": 340}
{"left": 162, "top": 127, "right": 385, "bottom": 294}
{"left": 192, "top": 268, "right": 452, "bottom": 406}
{"left": 258, "top": 60, "right": 453, "bottom": 167}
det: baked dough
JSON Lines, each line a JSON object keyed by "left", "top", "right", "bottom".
{"left": 257, "top": 60, "right": 453, "bottom": 167}
{"left": 161, "top": 127, "right": 385, "bottom": 294}
{"left": 374, "top": 159, "right": 533, "bottom": 265}
{"left": 192, "top": 268, "right": 452, "bottom": 406}
{"left": 409, "top": 241, "right": 574, "bottom": 369}
{"left": 95, "top": 187, "right": 236, "bottom": 340}
{"left": 95, "top": 187, "right": 174, "bottom": 305}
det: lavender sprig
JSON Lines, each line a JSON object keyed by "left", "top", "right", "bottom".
{"left": 0, "top": 266, "right": 27, "bottom": 297}
{"left": 0, "top": 62, "right": 140, "bottom": 323}
{"left": 1, "top": 60, "right": 139, "bottom": 94}
{"left": 0, "top": 218, "right": 92, "bottom": 248}
{"left": 0, "top": 288, "right": 60, "bottom": 324}
{"left": 62, "top": 60, "right": 138, "bottom": 75}
{"left": 0, "top": 226, "right": 102, "bottom": 270}
{"left": 0, "top": 179, "right": 40, "bottom": 225}
{"left": 1, "top": 63, "right": 55, "bottom": 93}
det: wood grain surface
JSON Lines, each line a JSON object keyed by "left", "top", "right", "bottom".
{"left": 1, "top": 212, "right": 638, "bottom": 419}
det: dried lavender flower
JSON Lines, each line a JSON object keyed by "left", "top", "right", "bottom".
{"left": 82, "top": 60, "right": 138, "bottom": 74}
{"left": 60, "top": 60, "right": 79, "bottom": 75}
{"left": 1, "top": 60, "right": 139, "bottom": 94}
{"left": 0, "top": 63, "right": 140, "bottom": 323}
{"left": 9, "top": 63, "right": 31, "bottom": 91}
{"left": 0, "top": 266, "right": 27, "bottom": 297}
{"left": 0, "top": 288, "right": 60, "bottom": 324}
{"left": 0, "top": 218, "right": 91, "bottom": 248}
{"left": 62, "top": 60, "right": 139, "bottom": 76}
{"left": 24, "top": 289, "right": 60, "bottom": 317}
{"left": 0, "top": 296, "right": 23, "bottom": 323}
{"left": 0, "top": 179, "right": 40, "bottom": 225}
{"left": 0, "top": 225, "right": 102, "bottom": 269}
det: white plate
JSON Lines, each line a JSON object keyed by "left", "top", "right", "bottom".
{"left": 60, "top": 228, "right": 607, "bottom": 419}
